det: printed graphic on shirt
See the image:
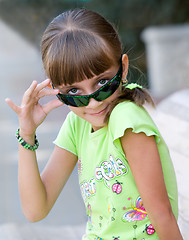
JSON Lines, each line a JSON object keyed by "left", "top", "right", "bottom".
{"left": 80, "top": 178, "right": 96, "bottom": 201}
{"left": 122, "top": 197, "right": 156, "bottom": 239}
{"left": 107, "top": 197, "right": 116, "bottom": 223}
{"left": 122, "top": 197, "right": 147, "bottom": 222}
{"left": 96, "top": 237, "right": 120, "bottom": 240}
{"left": 87, "top": 203, "right": 92, "bottom": 224}
{"left": 78, "top": 158, "right": 83, "bottom": 175}
{"left": 86, "top": 202, "right": 94, "bottom": 232}
{"left": 99, "top": 215, "right": 103, "bottom": 228}
{"left": 112, "top": 180, "right": 122, "bottom": 194}
{"left": 132, "top": 223, "right": 138, "bottom": 240}
{"left": 95, "top": 155, "right": 128, "bottom": 188}
{"left": 143, "top": 224, "right": 155, "bottom": 235}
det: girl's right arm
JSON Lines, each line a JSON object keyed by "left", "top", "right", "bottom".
{"left": 18, "top": 143, "right": 77, "bottom": 222}
{"left": 6, "top": 79, "right": 77, "bottom": 222}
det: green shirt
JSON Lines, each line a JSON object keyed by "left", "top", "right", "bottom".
{"left": 54, "top": 101, "right": 178, "bottom": 240}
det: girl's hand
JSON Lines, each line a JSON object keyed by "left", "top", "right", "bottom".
{"left": 5, "top": 79, "right": 63, "bottom": 138}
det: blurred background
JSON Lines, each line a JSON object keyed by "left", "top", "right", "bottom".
{"left": 0, "top": 0, "right": 189, "bottom": 230}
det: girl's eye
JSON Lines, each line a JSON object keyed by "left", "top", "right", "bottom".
{"left": 98, "top": 79, "right": 109, "bottom": 86}
{"left": 68, "top": 88, "right": 79, "bottom": 95}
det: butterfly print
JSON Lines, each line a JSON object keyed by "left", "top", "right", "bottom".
{"left": 122, "top": 197, "right": 147, "bottom": 222}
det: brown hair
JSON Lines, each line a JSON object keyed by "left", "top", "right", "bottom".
{"left": 116, "top": 87, "right": 154, "bottom": 107}
{"left": 41, "top": 8, "right": 122, "bottom": 86}
{"left": 41, "top": 8, "right": 154, "bottom": 107}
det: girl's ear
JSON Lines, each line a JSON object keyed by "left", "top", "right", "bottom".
{"left": 122, "top": 54, "right": 129, "bottom": 79}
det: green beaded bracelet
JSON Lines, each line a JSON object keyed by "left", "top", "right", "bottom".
{"left": 16, "top": 129, "right": 39, "bottom": 151}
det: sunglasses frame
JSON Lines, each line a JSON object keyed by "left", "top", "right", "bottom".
{"left": 53, "top": 62, "right": 123, "bottom": 107}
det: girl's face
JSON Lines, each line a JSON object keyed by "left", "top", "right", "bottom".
{"left": 57, "top": 55, "right": 128, "bottom": 132}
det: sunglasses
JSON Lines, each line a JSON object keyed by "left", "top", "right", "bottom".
{"left": 53, "top": 63, "right": 122, "bottom": 107}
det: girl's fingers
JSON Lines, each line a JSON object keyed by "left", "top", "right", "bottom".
{"left": 5, "top": 98, "right": 20, "bottom": 114}
{"left": 6, "top": 79, "right": 61, "bottom": 116}
{"left": 38, "top": 88, "right": 59, "bottom": 99}
{"left": 43, "top": 99, "right": 64, "bottom": 115}
{"left": 35, "top": 79, "right": 51, "bottom": 94}
{"left": 22, "top": 79, "right": 51, "bottom": 105}
{"left": 25, "top": 80, "right": 38, "bottom": 96}
{"left": 31, "top": 79, "right": 57, "bottom": 100}
{"left": 22, "top": 80, "right": 38, "bottom": 104}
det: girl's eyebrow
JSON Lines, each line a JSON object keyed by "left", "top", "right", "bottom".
{"left": 59, "top": 71, "right": 112, "bottom": 90}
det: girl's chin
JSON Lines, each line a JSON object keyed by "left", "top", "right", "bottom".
{"left": 90, "top": 115, "right": 109, "bottom": 132}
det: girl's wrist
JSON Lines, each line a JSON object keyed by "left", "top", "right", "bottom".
{"left": 19, "top": 128, "right": 36, "bottom": 146}
{"left": 16, "top": 128, "right": 39, "bottom": 151}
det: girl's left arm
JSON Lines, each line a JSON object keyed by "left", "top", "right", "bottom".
{"left": 121, "top": 129, "right": 183, "bottom": 240}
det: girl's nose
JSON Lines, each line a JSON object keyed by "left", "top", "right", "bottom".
{"left": 86, "top": 97, "right": 103, "bottom": 109}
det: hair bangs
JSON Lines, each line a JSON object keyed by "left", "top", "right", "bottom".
{"left": 46, "top": 29, "right": 117, "bottom": 86}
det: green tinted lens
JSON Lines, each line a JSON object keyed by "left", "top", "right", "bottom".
{"left": 93, "top": 76, "right": 120, "bottom": 101}
{"left": 56, "top": 61, "right": 122, "bottom": 107}
{"left": 58, "top": 75, "right": 120, "bottom": 107}
{"left": 57, "top": 94, "right": 89, "bottom": 107}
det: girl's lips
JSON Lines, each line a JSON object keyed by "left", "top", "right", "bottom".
{"left": 88, "top": 106, "right": 108, "bottom": 116}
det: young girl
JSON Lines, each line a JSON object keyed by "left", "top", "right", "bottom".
{"left": 6, "top": 9, "right": 183, "bottom": 240}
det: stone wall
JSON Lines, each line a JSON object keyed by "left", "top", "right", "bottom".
{"left": 142, "top": 24, "right": 189, "bottom": 99}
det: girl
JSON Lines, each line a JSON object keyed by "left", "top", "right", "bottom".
{"left": 6, "top": 9, "right": 183, "bottom": 240}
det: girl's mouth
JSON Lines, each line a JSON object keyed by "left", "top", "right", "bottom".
{"left": 88, "top": 106, "right": 109, "bottom": 116}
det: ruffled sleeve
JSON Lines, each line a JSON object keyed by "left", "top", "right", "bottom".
{"left": 109, "top": 101, "right": 161, "bottom": 152}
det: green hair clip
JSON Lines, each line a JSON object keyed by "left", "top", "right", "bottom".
{"left": 125, "top": 83, "right": 143, "bottom": 89}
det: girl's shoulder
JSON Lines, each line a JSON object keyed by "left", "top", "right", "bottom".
{"left": 109, "top": 101, "right": 149, "bottom": 122}
{"left": 109, "top": 101, "right": 161, "bottom": 144}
